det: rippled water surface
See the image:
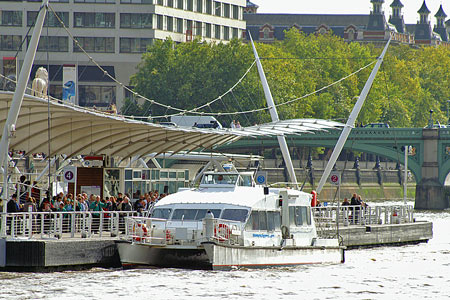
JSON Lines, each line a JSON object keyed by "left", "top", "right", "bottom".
{"left": 0, "top": 206, "right": 448, "bottom": 300}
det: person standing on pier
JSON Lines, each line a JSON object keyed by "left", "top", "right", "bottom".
{"left": 7, "top": 194, "right": 19, "bottom": 213}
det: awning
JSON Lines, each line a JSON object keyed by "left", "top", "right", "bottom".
{"left": 0, "top": 91, "right": 343, "bottom": 159}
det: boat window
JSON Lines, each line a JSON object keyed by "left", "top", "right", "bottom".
{"left": 221, "top": 209, "right": 249, "bottom": 222}
{"left": 201, "top": 174, "right": 239, "bottom": 185}
{"left": 289, "top": 206, "right": 312, "bottom": 226}
{"left": 258, "top": 211, "right": 267, "bottom": 230}
{"left": 267, "top": 211, "right": 281, "bottom": 231}
{"left": 241, "top": 174, "right": 253, "bottom": 187}
{"left": 171, "top": 209, "right": 221, "bottom": 220}
{"left": 151, "top": 208, "right": 172, "bottom": 219}
{"left": 194, "top": 209, "right": 221, "bottom": 220}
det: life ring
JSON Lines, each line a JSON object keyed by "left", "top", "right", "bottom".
{"left": 133, "top": 223, "right": 148, "bottom": 242}
{"left": 214, "top": 223, "right": 231, "bottom": 241}
{"left": 165, "top": 229, "right": 172, "bottom": 242}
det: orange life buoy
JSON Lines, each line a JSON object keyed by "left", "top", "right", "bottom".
{"left": 133, "top": 223, "right": 148, "bottom": 242}
{"left": 165, "top": 229, "right": 172, "bottom": 242}
{"left": 214, "top": 223, "right": 231, "bottom": 241}
{"left": 311, "top": 190, "right": 317, "bottom": 207}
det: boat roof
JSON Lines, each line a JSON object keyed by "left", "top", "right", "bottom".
{"left": 155, "top": 186, "right": 310, "bottom": 208}
{"left": 156, "top": 186, "right": 273, "bottom": 208}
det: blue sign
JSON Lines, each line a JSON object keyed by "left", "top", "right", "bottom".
{"left": 257, "top": 175, "right": 265, "bottom": 184}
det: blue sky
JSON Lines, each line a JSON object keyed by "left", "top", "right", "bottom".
{"left": 255, "top": 0, "right": 449, "bottom": 25}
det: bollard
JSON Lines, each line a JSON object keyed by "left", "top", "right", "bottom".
{"left": 204, "top": 210, "right": 215, "bottom": 240}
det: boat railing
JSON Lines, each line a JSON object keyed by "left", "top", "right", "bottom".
{"left": 313, "top": 204, "right": 415, "bottom": 237}
{"left": 0, "top": 211, "right": 140, "bottom": 239}
{"left": 203, "top": 218, "right": 242, "bottom": 245}
{"left": 124, "top": 216, "right": 168, "bottom": 245}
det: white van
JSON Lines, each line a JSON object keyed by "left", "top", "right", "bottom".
{"left": 170, "top": 116, "right": 222, "bottom": 129}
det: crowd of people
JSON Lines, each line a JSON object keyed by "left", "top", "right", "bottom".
{"left": 5, "top": 176, "right": 168, "bottom": 215}
{"left": 341, "top": 193, "right": 368, "bottom": 208}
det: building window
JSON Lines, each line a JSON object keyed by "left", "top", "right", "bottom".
{"left": 79, "top": 85, "right": 116, "bottom": 108}
{"left": 157, "top": 15, "right": 163, "bottom": 30}
{"left": 0, "top": 35, "right": 22, "bottom": 51}
{"left": 74, "top": 12, "right": 115, "bottom": 28}
{"left": 195, "top": 21, "right": 202, "bottom": 36}
{"left": 177, "top": 0, "right": 183, "bottom": 9}
{"left": 214, "top": 1, "right": 221, "bottom": 17}
{"left": 74, "top": 37, "right": 115, "bottom": 53}
{"left": 206, "top": 0, "right": 212, "bottom": 14}
{"left": 232, "top": 27, "right": 238, "bottom": 39}
{"left": 176, "top": 18, "right": 183, "bottom": 33}
{"left": 0, "top": 11, "right": 22, "bottom": 26}
{"left": 28, "top": 11, "right": 68, "bottom": 27}
{"left": 75, "top": 0, "right": 115, "bottom": 3}
{"left": 121, "top": 0, "right": 153, "bottom": 3}
{"left": 223, "top": 3, "right": 230, "bottom": 18}
{"left": 120, "top": 13, "right": 152, "bottom": 28}
{"left": 205, "top": 23, "right": 211, "bottom": 38}
{"left": 263, "top": 28, "right": 270, "bottom": 39}
{"left": 232, "top": 5, "right": 239, "bottom": 20}
{"left": 28, "top": 36, "right": 68, "bottom": 52}
{"left": 214, "top": 24, "right": 220, "bottom": 39}
{"left": 167, "top": 16, "right": 173, "bottom": 31}
{"left": 186, "top": 19, "right": 193, "bottom": 32}
{"left": 157, "top": 0, "right": 163, "bottom": 4}
{"left": 187, "top": 0, "right": 193, "bottom": 11}
{"left": 196, "top": 0, "right": 203, "bottom": 13}
{"left": 223, "top": 26, "right": 229, "bottom": 40}
{"left": 120, "top": 38, "right": 152, "bottom": 53}
{"left": 167, "top": 0, "right": 174, "bottom": 7}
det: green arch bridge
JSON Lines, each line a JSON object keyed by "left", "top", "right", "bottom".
{"left": 217, "top": 127, "right": 450, "bottom": 210}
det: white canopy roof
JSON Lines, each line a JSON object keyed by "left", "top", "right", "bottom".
{"left": 0, "top": 91, "right": 343, "bottom": 159}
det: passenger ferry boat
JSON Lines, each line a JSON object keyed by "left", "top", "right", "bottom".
{"left": 117, "top": 170, "right": 345, "bottom": 270}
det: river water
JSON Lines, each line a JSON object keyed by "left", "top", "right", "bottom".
{"left": 0, "top": 202, "right": 448, "bottom": 300}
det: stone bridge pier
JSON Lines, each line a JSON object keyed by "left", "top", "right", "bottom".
{"left": 415, "top": 129, "right": 448, "bottom": 209}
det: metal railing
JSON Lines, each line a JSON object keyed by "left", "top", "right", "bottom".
{"left": 0, "top": 211, "right": 140, "bottom": 239}
{"left": 313, "top": 204, "right": 414, "bottom": 237}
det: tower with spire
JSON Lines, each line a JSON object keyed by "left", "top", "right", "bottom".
{"left": 434, "top": 5, "right": 448, "bottom": 42}
{"left": 367, "top": 0, "right": 388, "bottom": 31}
{"left": 414, "top": 1, "right": 433, "bottom": 44}
{"left": 389, "top": 0, "right": 406, "bottom": 33}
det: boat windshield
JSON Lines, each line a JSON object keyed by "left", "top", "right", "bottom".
{"left": 201, "top": 174, "right": 239, "bottom": 185}
{"left": 221, "top": 209, "right": 249, "bottom": 222}
{"left": 171, "top": 209, "right": 221, "bottom": 220}
{"left": 152, "top": 208, "right": 172, "bottom": 219}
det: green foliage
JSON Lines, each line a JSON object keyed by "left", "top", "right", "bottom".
{"left": 129, "top": 32, "right": 450, "bottom": 128}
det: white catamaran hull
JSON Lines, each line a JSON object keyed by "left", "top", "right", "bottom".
{"left": 117, "top": 241, "right": 344, "bottom": 270}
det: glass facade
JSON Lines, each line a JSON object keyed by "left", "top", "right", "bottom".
{"left": 27, "top": 36, "right": 69, "bottom": 52}
{"left": 0, "top": 35, "right": 22, "bottom": 51}
{"left": 74, "top": 37, "right": 115, "bottom": 53}
{"left": 27, "top": 11, "right": 68, "bottom": 27}
{"left": 120, "top": 13, "right": 153, "bottom": 28}
{"left": 0, "top": 11, "right": 22, "bottom": 26}
{"left": 79, "top": 85, "right": 116, "bottom": 107}
{"left": 120, "top": 38, "right": 152, "bottom": 53}
{"left": 74, "top": 12, "right": 115, "bottom": 28}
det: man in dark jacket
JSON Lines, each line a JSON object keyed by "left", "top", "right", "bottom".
{"left": 7, "top": 194, "right": 19, "bottom": 212}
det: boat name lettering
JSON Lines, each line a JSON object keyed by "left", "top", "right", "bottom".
{"left": 252, "top": 233, "right": 275, "bottom": 238}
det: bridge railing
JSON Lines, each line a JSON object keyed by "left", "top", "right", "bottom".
{"left": 0, "top": 211, "right": 141, "bottom": 239}
{"left": 313, "top": 204, "right": 414, "bottom": 237}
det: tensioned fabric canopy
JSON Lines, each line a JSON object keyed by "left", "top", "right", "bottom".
{"left": 0, "top": 91, "right": 343, "bottom": 159}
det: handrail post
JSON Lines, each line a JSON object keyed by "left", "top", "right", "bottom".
{"left": 70, "top": 212, "right": 75, "bottom": 238}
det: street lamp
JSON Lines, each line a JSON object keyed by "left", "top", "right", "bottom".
{"left": 428, "top": 109, "right": 434, "bottom": 128}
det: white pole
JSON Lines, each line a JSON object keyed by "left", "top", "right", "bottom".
{"left": 404, "top": 145, "right": 408, "bottom": 205}
{"left": 0, "top": 0, "right": 49, "bottom": 237}
{"left": 316, "top": 37, "right": 392, "bottom": 194}
{"left": 249, "top": 34, "right": 298, "bottom": 189}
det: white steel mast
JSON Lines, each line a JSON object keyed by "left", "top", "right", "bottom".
{"left": 0, "top": 0, "right": 49, "bottom": 237}
{"left": 316, "top": 37, "right": 392, "bottom": 194}
{"left": 249, "top": 35, "right": 299, "bottom": 189}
